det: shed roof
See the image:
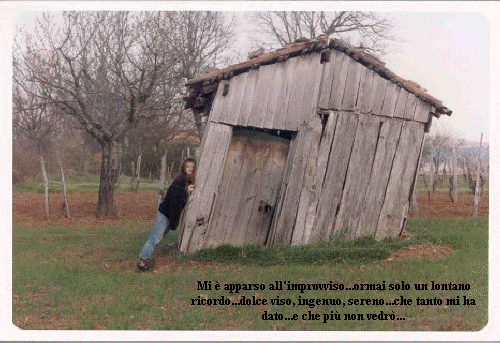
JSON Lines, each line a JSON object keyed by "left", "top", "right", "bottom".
{"left": 185, "top": 36, "right": 452, "bottom": 117}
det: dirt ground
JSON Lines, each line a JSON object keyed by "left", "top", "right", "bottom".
{"left": 12, "top": 190, "right": 489, "bottom": 228}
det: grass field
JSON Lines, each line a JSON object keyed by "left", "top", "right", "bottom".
{"left": 12, "top": 216, "right": 488, "bottom": 330}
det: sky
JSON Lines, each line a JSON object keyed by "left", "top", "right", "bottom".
{"left": 2, "top": 1, "right": 499, "bottom": 341}
{"left": 234, "top": 10, "right": 491, "bottom": 144}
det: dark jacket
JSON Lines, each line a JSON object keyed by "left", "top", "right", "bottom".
{"left": 158, "top": 175, "right": 189, "bottom": 230}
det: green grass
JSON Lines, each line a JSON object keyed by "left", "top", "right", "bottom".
{"left": 14, "top": 174, "right": 161, "bottom": 193}
{"left": 12, "top": 217, "right": 487, "bottom": 330}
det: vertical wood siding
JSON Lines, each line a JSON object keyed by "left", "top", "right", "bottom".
{"left": 180, "top": 48, "right": 434, "bottom": 251}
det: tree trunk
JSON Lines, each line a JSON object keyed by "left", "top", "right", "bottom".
{"left": 130, "top": 160, "right": 135, "bottom": 191}
{"left": 97, "top": 141, "right": 121, "bottom": 218}
{"left": 158, "top": 149, "right": 167, "bottom": 205}
{"left": 449, "top": 139, "right": 458, "bottom": 202}
{"left": 40, "top": 155, "right": 50, "bottom": 218}
{"left": 473, "top": 133, "right": 483, "bottom": 217}
{"left": 134, "top": 153, "right": 142, "bottom": 193}
{"left": 57, "top": 153, "right": 70, "bottom": 219}
{"left": 428, "top": 147, "right": 435, "bottom": 202}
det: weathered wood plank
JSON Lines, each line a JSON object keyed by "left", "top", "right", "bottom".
{"left": 267, "top": 122, "right": 318, "bottom": 245}
{"left": 237, "top": 69, "right": 260, "bottom": 127}
{"left": 290, "top": 116, "right": 323, "bottom": 245}
{"left": 266, "top": 131, "right": 298, "bottom": 244}
{"left": 223, "top": 72, "right": 248, "bottom": 126}
{"left": 247, "top": 64, "right": 275, "bottom": 128}
{"left": 208, "top": 81, "right": 227, "bottom": 123}
{"left": 375, "top": 121, "right": 425, "bottom": 240}
{"left": 285, "top": 55, "right": 311, "bottom": 131}
{"left": 380, "top": 82, "right": 400, "bottom": 117}
{"left": 330, "top": 52, "right": 351, "bottom": 110}
{"left": 226, "top": 136, "right": 267, "bottom": 246}
{"left": 263, "top": 63, "right": 286, "bottom": 129}
{"left": 272, "top": 58, "right": 296, "bottom": 130}
{"left": 332, "top": 113, "right": 380, "bottom": 240}
{"left": 318, "top": 50, "right": 338, "bottom": 110}
{"left": 308, "top": 112, "right": 359, "bottom": 243}
{"left": 413, "top": 98, "right": 432, "bottom": 123}
{"left": 342, "top": 59, "right": 363, "bottom": 111}
{"left": 403, "top": 93, "right": 417, "bottom": 120}
{"left": 244, "top": 136, "right": 290, "bottom": 244}
{"left": 298, "top": 53, "right": 324, "bottom": 125}
{"left": 355, "top": 118, "right": 403, "bottom": 238}
{"left": 393, "top": 88, "right": 409, "bottom": 119}
{"left": 181, "top": 123, "right": 233, "bottom": 252}
{"left": 300, "top": 111, "right": 340, "bottom": 244}
{"left": 203, "top": 134, "right": 248, "bottom": 248}
{"left": 357, "top": 67, "right": 376, "bottom": 114}
{"left": 369, "top": 75, "right": 389, "bottom": 116}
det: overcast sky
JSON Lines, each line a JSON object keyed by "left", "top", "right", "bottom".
{"left": 7, "top": 6, "right": 494, "bottom": 144}
{"left": 2, "top": 1, "right": 499, "bottom": 341}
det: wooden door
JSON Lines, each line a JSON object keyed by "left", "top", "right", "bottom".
{"left": 204, "top": 128, "right": 290, "bottom": 248}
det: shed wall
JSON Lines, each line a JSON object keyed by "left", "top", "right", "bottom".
{"left": 179, "top": 51, "right": 431, "bottom": 252}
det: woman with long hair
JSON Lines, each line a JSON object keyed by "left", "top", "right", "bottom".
{"left": 137, "top": 158, "right": 196, "bottom": 272}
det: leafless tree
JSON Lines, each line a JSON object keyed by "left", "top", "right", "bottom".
{"left": 251, "top": 11, "right": 394, "bottom": 54}
{"left": 12, "top": 84, "right": 56, "bottom": 217}
{"left": 13, "top": 11, "right": 233, "bottom": 217}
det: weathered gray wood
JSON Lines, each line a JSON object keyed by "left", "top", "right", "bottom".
{"left": 290, "top": 116, "right": 323, "bottom": 245}
{"left": 369, "top": 74, "right": 389, "bottom": 116}
{"left": 179, "top": 123, "right": 233, "bottom": 252}
{"left": 357, "top": 67, "right": 376, "bottom": 114}
{"left": 244, "top": 136, "right": 290, "bottom": 244}
{"left": 237, "top": 69, "right": 260, "bottom": 127}
{"left": 403, "top": 93, "right": 417, "bottom": 120}
{"left": 297, "top": 53, "right": 324, "bottom": 125}
{"left": 268, "top": 121, "right": 319, "bottom": 245}
{"left": 208, "top": 81, "right": 227, "bottom": 123}
{"left": 272, "top": 58, "right": 296, "bottom": 130}
{"left": 332, "top": 113, "right": 380, "bottom": 240}
{"left": 266, "top": 131, "right": 298, "bottom": 244}
{"left": 375, "top": 121, "right": 425, "bottom": 240}
{"left": 220, "top": 72, "right": 247, "bottom": 126}
{"left": 318, "top": 50, "right": 338, "bottom": 110}
{"left": 203, "top": 134, "right": 248, "bottom": 248}
{"left": 285, "top": 55, "right": 311, "bottom": 131}
{"left": 247, "top": 64, "right": 275, "bottom": 128}
{"left": 413, "top": 98, "right": 432, "bottom": 123}
{"left": 342, "top": 59, "right": 363, "bottom": 111}
{"left": 356, "top": 118, "right": 403, "bottom": 238}
{"left": 300, "top": 111, "right": 340, "bottom": 244}
{"left": 308, "top": 112, "right": 359, "bottom": 242}
{"left": 380, "top": 82, "right": 400, "bottom": 117}
{"left": 225, "top": 137, "right": 267, "bottom": 246}
{"left": 330, "top": 52, "right": 351, "bottom": 110}
{"left": 263, "top": 63, "right": 286, "bottom": 129}
{"left": 202, "top": 131, "right": 290, "bottom": 248}
{"left": 393, "top": 88, "right": 409, "bottom": 119}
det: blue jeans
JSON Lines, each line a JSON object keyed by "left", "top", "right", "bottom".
{"left": 138, "top": 211, "right": 171, "bottom": 260}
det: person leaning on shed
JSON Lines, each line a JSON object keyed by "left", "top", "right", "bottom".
{"left": 137, "top": 158, "right": 196, "bottom": 272}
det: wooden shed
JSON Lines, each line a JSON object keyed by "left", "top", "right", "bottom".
{"left": 179, "top": 37, "right": 452, "bottom": 253}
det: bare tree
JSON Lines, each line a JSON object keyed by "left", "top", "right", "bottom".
{"left": 13, "top": 11, "right": 233, "bottom": 217}
{"left": 251, "top": 11, "right": 394, "bottom": 54}
{"left": 13, "top": 84, "right": 56, "bottom": 217}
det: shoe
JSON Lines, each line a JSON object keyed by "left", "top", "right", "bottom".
{"left": 137, "top": 258, "right": 154, "bottom": 272}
